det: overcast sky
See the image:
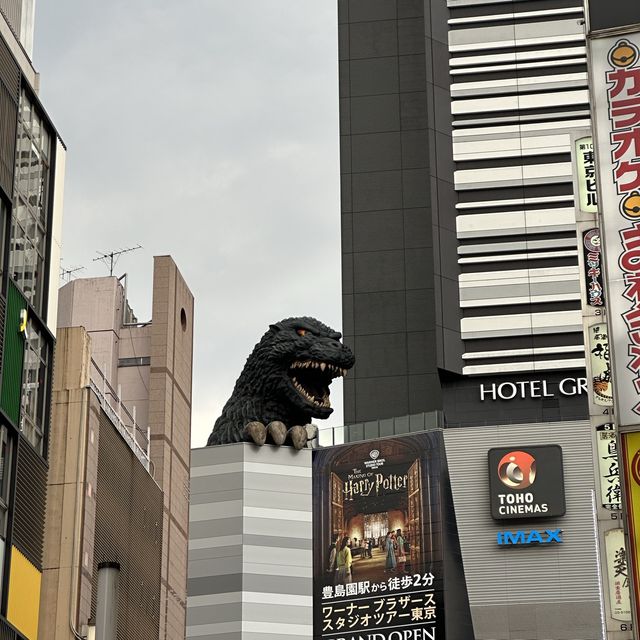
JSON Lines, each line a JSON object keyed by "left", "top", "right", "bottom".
{"left": 34, "top": 1, "right": 344, "bottom": 447}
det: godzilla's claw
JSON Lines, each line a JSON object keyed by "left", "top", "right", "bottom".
{"left": 244, "top": 421, "right": 267, "bottom": 446}
{"left": 267, "top": 421, "right": 287, "bottom": 446}
{"left": 287, "top": 425, "right": 308, "bottom": 450}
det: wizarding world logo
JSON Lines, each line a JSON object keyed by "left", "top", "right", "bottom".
{"left": 497, "top": 450, "right": 537, "bottom": 490}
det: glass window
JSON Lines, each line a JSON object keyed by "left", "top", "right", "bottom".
{"left": 20, "top": 97, "right": 30, "bottom": 133}
{"left": 9, "top": 90, "right": 50, "bottom": 316}
{"left": 0, "top": 427, "right": 12, "bottom": 533}
{"left": 20, "top": 319, "right": 49, "bottom": 455}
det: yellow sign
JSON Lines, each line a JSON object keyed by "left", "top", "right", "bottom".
{"left": 7, "top": 546, "right": 41, "bottom": 639}
{"left": 621, "top": 431, "right": 640, "bottom": 614}
{"left": 19, "top": 309, "right": 27, "bottom": 336}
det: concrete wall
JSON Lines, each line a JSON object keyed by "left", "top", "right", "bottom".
{"left": 40, "top": 327, "right": 96, "bottom": 640}
{"left": 41, "top": 326, "right": 164, "bottom": 640}
{"left": 339, "top": 0, "right": 460, "bottom": 424}
{"left": 149, "top": 256, "right": 194, "bottom": 640}
{"left": 53, "top": 256, "right": 194, "bottom": 639}
{"left": 188, "top": 444, "right": 313, "bottom": 640}
{"left": 57, "top": 277, "right": 123, "bottom": 385}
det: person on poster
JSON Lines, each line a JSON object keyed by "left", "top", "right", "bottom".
{"left": 327, "top": 536, "right": 339, "bottom": 577}
{"left": 395, "top": 528, "right": 407, "bottom": 574}
{"left": 336, "top": 536, "right": 353, "bottom": 584}
{"left": 385, "top": 531, "right": 397, "bottom": 572}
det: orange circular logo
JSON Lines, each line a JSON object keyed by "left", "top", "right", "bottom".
{"left": 622, "top": 191, "right": 640, "bottom": 219}
{"left": 498, "top": 451, "right": 536, "bottom": 490}
{"left": 610, "top": 40, "right": 639, "bottom": 68}
{"left": 631, "top": 449, "right": 640, "bottom": 486}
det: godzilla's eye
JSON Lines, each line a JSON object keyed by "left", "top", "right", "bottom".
{"left": 296, "top": 328, "right": 307, "bottom": 337}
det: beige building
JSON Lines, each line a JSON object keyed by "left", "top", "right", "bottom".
{"left": 40, "top": 256, "right": 194, "bottom": 640}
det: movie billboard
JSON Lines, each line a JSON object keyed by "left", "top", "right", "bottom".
{"left": 312, "top": 433, "right": 444, "bottom": 640}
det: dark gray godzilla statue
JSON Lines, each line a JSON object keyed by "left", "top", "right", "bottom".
{"left": 207, "top": 317, "right": 355, "bottom": 449}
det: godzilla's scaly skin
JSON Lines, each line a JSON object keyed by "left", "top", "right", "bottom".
{"left": 207, "top": 317, "right": 355, "bottom": 446}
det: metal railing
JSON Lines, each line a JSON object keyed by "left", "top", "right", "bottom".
{"left": 318, "top": 411, "right": 445, "bottom": 447}
{"left": 89, "top": 359, "right": 150, "bottom": 472}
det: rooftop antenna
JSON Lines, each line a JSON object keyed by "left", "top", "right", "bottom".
{"left": 93, "top": 245, "right": 142, "bottom": 277}
{"left": 60, "top": 264, "right": 85, "bottom": 282}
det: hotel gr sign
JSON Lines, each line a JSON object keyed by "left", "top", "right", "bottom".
{"left": 479, "top": 377, "right": 586, "bottom": 401}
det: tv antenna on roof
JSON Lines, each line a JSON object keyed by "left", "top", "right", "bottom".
{"left": 60, "top": 264, "right": 85, "bottom": 282}
{"left": 93, "top": 245, "right": 142, "bottom": 276}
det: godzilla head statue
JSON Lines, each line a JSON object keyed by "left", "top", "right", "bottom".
{"left": 207, "top": 316, "right": 355, "bottom": 449}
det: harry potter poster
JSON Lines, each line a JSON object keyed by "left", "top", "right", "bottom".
{"left": 312, "top": 432, "right": 445, "bottom": 640}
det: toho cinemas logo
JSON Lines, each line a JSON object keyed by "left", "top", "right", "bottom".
{"left": 488, "top": 446, "right": 566, "bottom": 520}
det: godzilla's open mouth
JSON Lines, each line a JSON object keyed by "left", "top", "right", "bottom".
{"left": 289, "top": 360, "right": 347, "bottom": 409}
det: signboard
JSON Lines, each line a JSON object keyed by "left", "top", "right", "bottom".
{"left": 487, "top": 446, "right": 566, "bottom": 520}
{"left": 605, "top": 528, "right": 632, "bottom": 621}
{"left": 597, "top": 426, "right": 622, "bottom": 509}
{"left": 496, "top": 529, "right": 562, "bottom": 546}
{"left": 583, "top": 229, "right": 605, "bottom": 306}
{"left": 576, "top": 138, "right": 599, "bottom": 214}
{"left": 589, "top": 324, "right": 614, "bottom": 406}
{"left": 312, "top": 433, "right": 444, "bottom": 640}
{"left": 590, "top": 32, "right": 640, "bottom": 426}
{"left": 479, "top": 377, "right": 586, "bottom": 401}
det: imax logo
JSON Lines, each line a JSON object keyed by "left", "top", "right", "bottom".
{"left": 496, "top": 529, "right": 562, "bottom": 546}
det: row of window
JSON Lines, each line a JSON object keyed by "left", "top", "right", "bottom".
{"left": 10, "top": 90, "right": 50, "bottom": 315}
{"left": 0, "top": 90, "right": 55, "bottom": 456}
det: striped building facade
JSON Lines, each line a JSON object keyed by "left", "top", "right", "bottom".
{"left": 187, "top": 444, "right": 313, "bottom": 640}
{"left": 450, "top": 0, "right": 589, "bottom": 376}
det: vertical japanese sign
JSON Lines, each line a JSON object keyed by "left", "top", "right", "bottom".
{"left": 589, "top": 324, "right": 614, "bottom": 406}
{"left": 583, "top": 229, "right": 606, "bottom": 307}
{"left": 576, "top": 137, "right": 599, "bottom": 214}
{"left": 605, "top": 528, "right": 632, "bottom": 621}
{"left": 597, "top": 426, "right": 622, "bottom": 509}
{"left": 312, "top": 433, "right": 444, "bottom": 640}
{"left": 591, "top": 33, "right": 640, "bottom": 426}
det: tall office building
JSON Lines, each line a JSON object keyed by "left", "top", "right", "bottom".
{"left": 339, "top": 0, "right": 590, "bottom": 427}
{"left": 0, "top": 1, "right": 66, "bottom": 638}
{"left": 42, "top": 257, "right": 194, "bottom": 640}
{"left": 336, "top": 4, "right": 615, "bottom": 638}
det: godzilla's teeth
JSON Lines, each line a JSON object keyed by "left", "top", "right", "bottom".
{"left": 320, "top": 363, "right": 326, "bottom": 372}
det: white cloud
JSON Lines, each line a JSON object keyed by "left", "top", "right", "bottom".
{"left": 35, "top": 0, "right": 344, "bottom": 446}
